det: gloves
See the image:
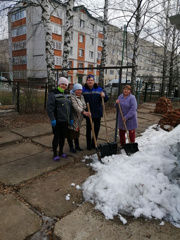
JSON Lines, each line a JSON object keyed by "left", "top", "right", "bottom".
{"left": 51, "top": 120, "right": 56, "bottom": 127}
{"left": 70, "top": 119, "right": 74, "bottom": 126}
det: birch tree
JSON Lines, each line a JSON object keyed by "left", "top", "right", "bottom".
{"left": 161, "top": 0, "right": 171, "bottom": 96}
{"left": 41, "top": 0, "right": 55, "bottom": 92}
{"left": 168, "top": 26, "right": 177, "bottom": 97}
{"left": 61, "top": 0, "right": 74, "bottom": 78}
{"left": 130, "top": 0, "right": 142, "bottom": 95}
{"left": 99, "top": 0, "right": 108, "bottom": 88}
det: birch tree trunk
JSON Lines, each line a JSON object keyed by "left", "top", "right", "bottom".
{"left": 99, "top": 0, "right": 108, "bottom": 88}
{"left": 61, "top": 0, "right": 74, "bottom": 78}
{"left": 161, "top": 0, "right": 170, "bottom": 97}
{"left": 168, "top": 26, "right": 176, "bottom": 97}
{"left": 131, "top": 0, "right": 141, "bottom": 95}
{"left": 41, "top": 0, "right": 55, "bottom": 92}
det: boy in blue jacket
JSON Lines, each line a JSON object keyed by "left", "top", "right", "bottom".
{"left": 82, "top": 74, "right": 109, "bottom": 150}
{"left": 47, "top": 77, "right": 72, "bottom": 161}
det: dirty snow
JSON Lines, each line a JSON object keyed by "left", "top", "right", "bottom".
{"left": 82, "top": 125, "right": 180, "bottom": 227}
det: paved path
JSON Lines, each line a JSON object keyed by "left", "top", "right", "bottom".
{"left": 0, "top": 103, "right": 179, "bottom": 240}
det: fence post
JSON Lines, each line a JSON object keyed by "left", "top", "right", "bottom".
{"left": 44, "top": 83, "right": 48, "bottom": 110}
{"left": 17, "top": 82, "right": 20, "bottom": 112}
{"left": 136, "top": 81, "right": 139, "bottom": 98}
{"left": 144, "top": 82, "right": 148, "bottom": 102}
{"left": 150, "top": 83, "right": 153, "bottom": 101}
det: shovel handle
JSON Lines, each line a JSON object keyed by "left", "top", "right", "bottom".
{"left": 87, "top": 103, "right": 98, "bottom": 148}
{"left": 102, "top": 97, "right": 109, "bottom": 142}
{"left": 117, "top": 102, "right": 131, "bottom": 143}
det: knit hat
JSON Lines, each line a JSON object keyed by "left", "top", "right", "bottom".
{"left": 58, "top": 77, "right": 69, "bottom": 86}
{"left": 73, "top": 83, "right": 82, "bottom": 92}
{"left": 86, "top": 74, "right": 95, "bottom": 81}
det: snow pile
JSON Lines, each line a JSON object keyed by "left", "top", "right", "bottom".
{"left": 82, "top": 125, "right": 180, "bottom": 225}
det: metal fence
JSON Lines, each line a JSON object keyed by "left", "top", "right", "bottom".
{"left": 0, "top": 80, "right": 48, "bottom": 113}
{"left": 0, "top": 79, "right": 179, "bottom": 113}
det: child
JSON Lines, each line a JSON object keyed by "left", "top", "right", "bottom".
{"left": 47, "top": 77, "right": 72, "bottom": 161}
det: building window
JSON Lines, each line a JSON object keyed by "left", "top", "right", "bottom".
{"left": 110, "top": 59, "right": 115, "bottom": 65}
{"left": 80, "top": 19, "right": 85, "bottom": 28}
{"left": 19, "top": 56, "right": 26, "bottom": 64}
{"left": 71, "top": 31, "right": 73, "bottom": 40}
{"left": 79, "top": 49, "right": 84, "bottom": 57}
{"left": 70, "top": 47, "right": 73, "bottom": 55}
{"left": 51, "top": 8, "right": 62, "bottom": 18}
{"left": 97, "top": 51, "right": 102, "bottom": 59}
{"left": 52, "top": 24, "right": 62, "bottom": 35}
{"left": 97, "top": 25, "right": 103, "bottom": 33}
{"left": 78, "top": 76, "right": 82, "bottom": 84}
{"left": 88, "top": 64, "right": 93, "bottom": 71}
{"left": 90, "top": 37, "right": 94, "bottom": 46}
{"left": 90, "top": 23, "right": 94, "bottom": 32}
{"left": 54, "top": 56, "right": 61, "bottom": 66}
{"left": 11, "top": 9, "right": 26, "bottom": 22}
{"left": 53, "top": 40, "right": 61, "bottom": 50}
{"left": 110, "top": 70, "right": 114, "bottom": 75}
{"left": 79, "top": 34, "right": 84, "bottom": 43}
{"left": 112, "top": 49, "right": 115, "bottom": 55}
{"left": 98, "top": 39, "right": 103, "bottom": 47}
{"left": 70, "top": 17, "right": 74, "bottom": 26}
{"left": 68, "top": 76, "right": 72, "bottom": 82}
{"left": 69, "top": 61, "right": 72, "bottom": 68}
{"left": 12, "top": 25, "right": 26, "bottom": 37}
{"left": 13, "top": 71, "right": 27, "bottom": 79}
{"left": 89, "top": 51, "right": 93, "bottom": 59}
{"left": 78, "top": 63, "right": 83, "bottom": 68}
{"left": 13, "top": 41, "right": 26, "bottom": 50}
{"left": 12, "top": 56, "right": 27, "bottom": 65}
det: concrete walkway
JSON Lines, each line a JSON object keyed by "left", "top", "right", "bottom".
{"left": 0, "top": 103, "right": 179, "bottom": 240}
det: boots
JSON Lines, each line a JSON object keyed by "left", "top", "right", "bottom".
{"left": 75, "top": 138, "right": 83, "bottom": 151}
{"left": 67, "top": 139, "right": 76, "bottom": 153}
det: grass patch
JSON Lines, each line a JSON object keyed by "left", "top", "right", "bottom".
{"left": 0, "top": 91, "right": 13, "bottom": 105}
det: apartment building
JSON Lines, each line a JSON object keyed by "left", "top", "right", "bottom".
{"left": 8, "top": 1, "right": 105, "bottom": 84}
{"left": 106, "top": 24, "right": 165, "bottom": 87}
{"left": 8, "top": 1, "right": 166, "bottom": 86}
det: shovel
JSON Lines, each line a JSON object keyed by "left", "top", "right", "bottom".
{"left": 87, "top": 103, "right": 101, "bottom": 161}
{"left": 98, "top": 98, "right": 117, "bottom": 158}
{"left": 117, "top": 102, "right": 139, "bottom": 156}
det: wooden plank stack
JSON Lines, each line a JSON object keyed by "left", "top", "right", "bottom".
{"left": 154, "top": 97, "right": 180, "bottom": 131}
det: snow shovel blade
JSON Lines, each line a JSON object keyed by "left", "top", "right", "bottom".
{"left": 108, "top": 142, "right": 118, "bottom": 156}
{"left": 97, "top": 142, "right": 117, "bottom": 158}
{"left": 123, "top": 142, "right": 139, "bottom": 156}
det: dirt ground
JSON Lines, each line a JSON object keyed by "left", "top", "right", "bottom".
{"left": 0, "top": 100, "right": 179, "bottom": 132}
{"left": 0, "top": 104, "right": 116, "bottom": 131}
{"left": 0, "top": 111, "right": 49, "bottom": 131}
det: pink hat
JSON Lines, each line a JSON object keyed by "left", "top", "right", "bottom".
{"left": 58, "top": 77, "right": 69, "bottom": 86}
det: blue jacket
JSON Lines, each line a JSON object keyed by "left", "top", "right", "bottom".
{"left": 116, "top": 93, "right": 137, "bottom": 130}
{"left": 82, "top": 83, "right": 109, "bottom": 118}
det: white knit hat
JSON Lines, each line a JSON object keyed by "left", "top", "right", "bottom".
{"left": 58, "top": 77, "right": 69, "bottom": 86}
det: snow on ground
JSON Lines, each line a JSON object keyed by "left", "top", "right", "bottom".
{"left": 82, "top": 124, "right": 180, "bottom": 227}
